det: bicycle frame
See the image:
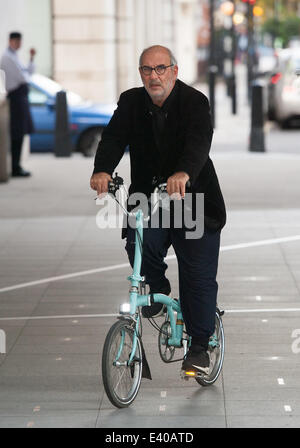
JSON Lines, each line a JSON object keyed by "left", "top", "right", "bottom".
{"left": 102, "top": 176, "right": 225, "bottom": 408}
{"left": 119, "top": 208, "right": 185, "bottom": 366}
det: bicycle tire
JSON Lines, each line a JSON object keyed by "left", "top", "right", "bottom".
{"left": 195, "top": 311, "right": 225, "bottom": 387}
{"left": 102, "top": 319, "right": 143, "bottom": 408}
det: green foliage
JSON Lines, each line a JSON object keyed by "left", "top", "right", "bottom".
{"left": 261, "top": 15, "right": 300, "bottom": 46}
{"left": 261, "top": 17, "right": 281, "bottom": 38}
{"left": 282, "top": 16, "right": 300, "bottom": 44}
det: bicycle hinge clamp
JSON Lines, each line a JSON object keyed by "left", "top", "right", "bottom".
{"left": 127, "top": 274, "right": 145, "bottom": 283}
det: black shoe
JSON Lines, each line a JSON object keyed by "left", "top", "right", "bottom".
{"left": 182, "top": 348, "right": 210, "bottom": 375}
{"left": 141, "top": 282, "right": 171, "bottom": 318}
{"left": 12, "top": 168, "right": 31, "bottom": 177}
{"left": 142, "top": 302, "right": 166, "bottom": 318}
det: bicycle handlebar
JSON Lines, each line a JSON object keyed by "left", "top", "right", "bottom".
{"left": 152, "top": 176, "right": 191, "bottom": 191}
{"left": 108, "top": 174, "right": 191, "bottom": 196}
{"left": 105, "top": 173, "right": 192, "bottom": 218}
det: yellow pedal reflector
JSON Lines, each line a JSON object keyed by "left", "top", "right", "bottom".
{"left": 185, "top": 371, "right": 196, "bottom": 377}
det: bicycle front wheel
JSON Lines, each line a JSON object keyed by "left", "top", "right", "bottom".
{"left": 102, "top": 319, "right": 143, "bottom": 408}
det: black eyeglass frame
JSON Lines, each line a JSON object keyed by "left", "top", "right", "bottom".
{"left": 139, "top": 64, "right": 174, "bottom": 75}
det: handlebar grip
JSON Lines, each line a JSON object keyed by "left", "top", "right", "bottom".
{"left": 153, "top": 177, "right": 192, "bottom": 191}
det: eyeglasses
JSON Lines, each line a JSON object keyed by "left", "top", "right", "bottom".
{"left": 140, "top": 64, "right": 174, "bottom": 75}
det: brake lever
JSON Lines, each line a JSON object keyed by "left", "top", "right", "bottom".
{"left": 108, "top": 172, "right": 124, "bottom": 195}
{"left": 94, "top": 172, "right": 124, "bottom": 200}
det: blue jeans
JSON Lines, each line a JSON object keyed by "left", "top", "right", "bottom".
{"left": 125, "top": 225, "right": 221, "bottom": 346}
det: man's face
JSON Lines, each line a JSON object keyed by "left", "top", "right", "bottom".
{"left": 139, "top": 48, "right": 178, "bottom": 106}
{"left": 9, "top": 38, "right": 22, "bottom": 51}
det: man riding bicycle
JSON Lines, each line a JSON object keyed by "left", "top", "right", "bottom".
{"left": 90, "top": 45, "right": 226, "bottom": 376}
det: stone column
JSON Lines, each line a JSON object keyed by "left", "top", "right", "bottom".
{"left": 52, "top": 0, "right": 117, "bottom": 103}
{"left": 174, "top": 0, "right": 198, "bottom": 84}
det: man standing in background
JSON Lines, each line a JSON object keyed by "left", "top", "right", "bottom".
{"left": 0, "top": 32, "right": 36, "bottom": 177}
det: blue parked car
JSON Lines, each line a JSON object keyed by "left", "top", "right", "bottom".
{"left": 28, "top": 74, "right": 116, "bottom": 156}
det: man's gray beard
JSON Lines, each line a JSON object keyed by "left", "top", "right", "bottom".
{"left": 147, "top": 90, "right": 165, "bottom": 101}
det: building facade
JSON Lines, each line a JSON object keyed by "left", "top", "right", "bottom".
{"left": 52, "top": 0, "right": 198, "bottom": 102}
{"left": 1, "top": 0, "right": 199, "bottom": 103}
{"left": 0, "top": 0, "right": 52, "bottom": 77}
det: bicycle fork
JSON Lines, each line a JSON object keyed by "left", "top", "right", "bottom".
{"left": 113, "top": 317, "right": 141, "bottom": 367}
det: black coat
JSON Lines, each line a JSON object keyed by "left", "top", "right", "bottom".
{"left": 94, "top": 79, "right": 226, "bottom": 231}
{"left": 8, "top": 83, "right": 34, "bottom": 139}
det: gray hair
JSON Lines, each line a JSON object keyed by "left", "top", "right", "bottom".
{"left": 139, "top": 45, "right": 178, "bottom": 67}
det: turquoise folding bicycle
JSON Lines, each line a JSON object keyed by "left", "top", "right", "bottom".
{"left": 101, "top": 173, "right": 225, "bottom": 408}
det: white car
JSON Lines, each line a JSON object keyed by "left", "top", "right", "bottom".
{"left": 268, "top": 48, "right": 300, "bottom": 127}
{"left": 256, "top": 45, "right": 277, "bottom": 75}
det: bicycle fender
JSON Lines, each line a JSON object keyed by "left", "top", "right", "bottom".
{"left": 140, "top": 338, "right": 152, "bottom": 380}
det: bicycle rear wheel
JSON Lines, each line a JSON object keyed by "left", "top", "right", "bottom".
{"left": 102, "top": 319, "right": 142, "bottom": 408}
{"left": 195, "top": 310, "right": 225, "bottom": 386}
{"left": 158, "top": 320, "right": 176, "bottom": 363}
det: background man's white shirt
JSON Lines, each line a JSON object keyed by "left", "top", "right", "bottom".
{"left": 0, "top": 48, "right": 35, "bottom": 93}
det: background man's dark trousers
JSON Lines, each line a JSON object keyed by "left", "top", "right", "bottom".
{"left": 11, "top": 137, "right": 24, "bottom": 174}
{"left": 125, "top": 224, "right": 221, "bottom": 348}
{"left": 8, "top": 83, "right": 33, "bottom": 176}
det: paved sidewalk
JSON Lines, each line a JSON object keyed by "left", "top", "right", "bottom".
{"left": 0, "top": 66, "right": 300, "bottom": 428}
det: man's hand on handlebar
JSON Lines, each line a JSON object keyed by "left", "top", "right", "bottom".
{"left": 91, "top": 171, "right": 190, "bottom": 200}
{"left": 90, "top": 172, "right": 112, "bottom": 198}
{"left": 167, "top": 172, "right": 190, "bottom": 200}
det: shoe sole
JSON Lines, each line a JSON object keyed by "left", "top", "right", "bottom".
{"left": 151, "top": 305, "right": 167, "bottom": 318}
{"left": 181, "top": 363, "right": 210, "bottom": 376}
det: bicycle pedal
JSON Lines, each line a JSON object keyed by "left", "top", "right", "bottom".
{"left": 181, "top": 370, "right": 206, "bottom": 380}
{"left": 180, "top": 371, "right": 191, "bottom": 381}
